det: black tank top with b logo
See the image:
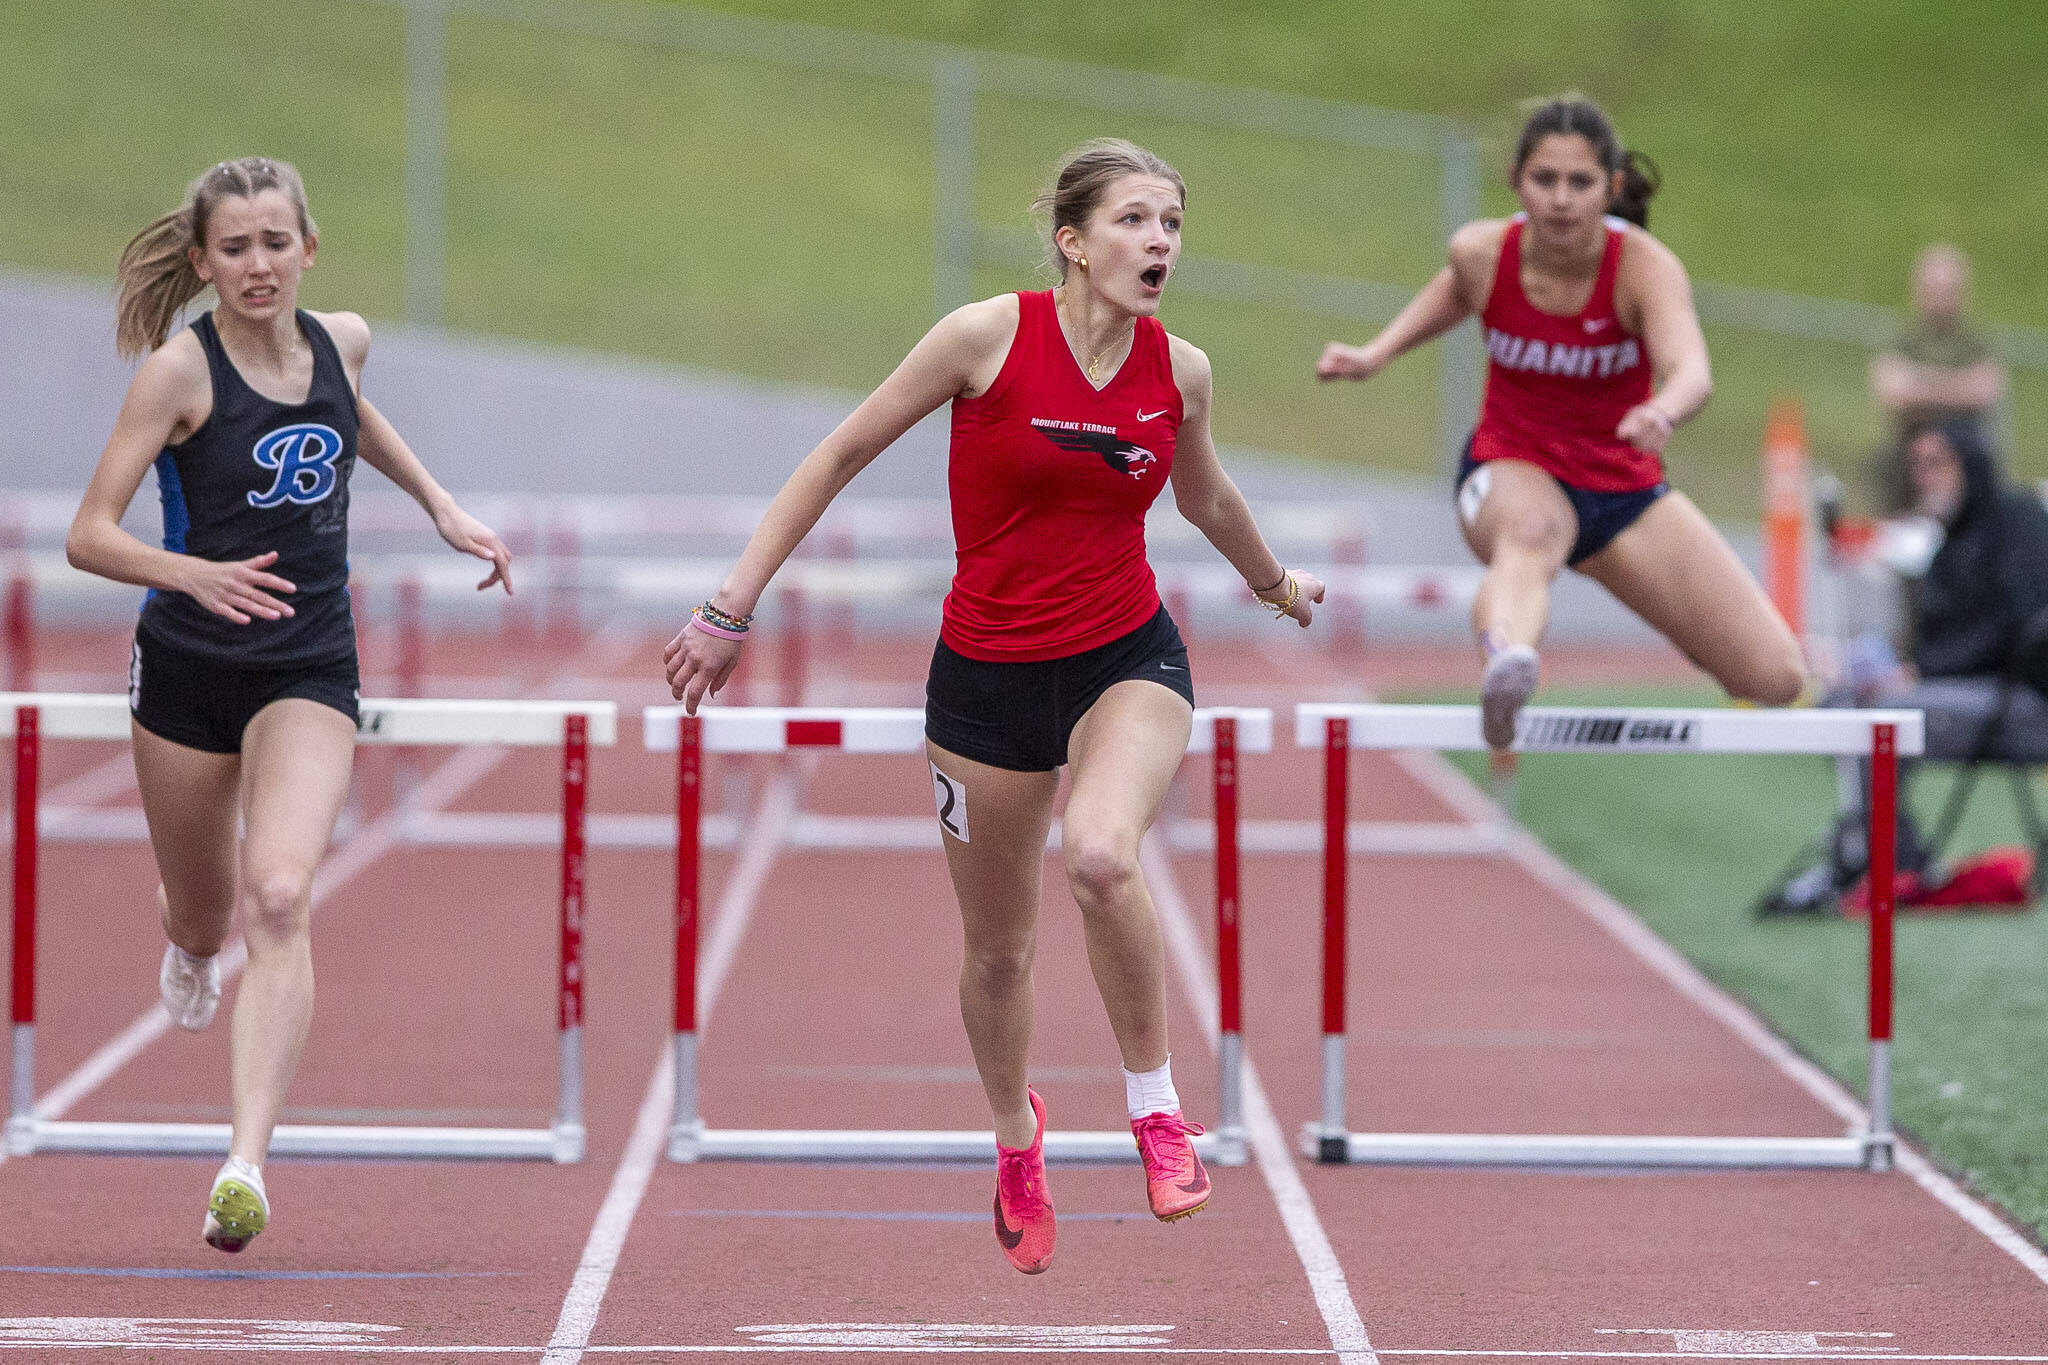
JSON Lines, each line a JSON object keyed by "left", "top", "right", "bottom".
{"left": 139, "top": 310, "right": 358, "bottom": 666}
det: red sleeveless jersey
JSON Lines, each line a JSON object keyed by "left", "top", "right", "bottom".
{"left": 1472, "top": 215, "right": 1660, "bottom": 492}
{"left": 940, "top": 289, "right": 1180, "bottom": 661}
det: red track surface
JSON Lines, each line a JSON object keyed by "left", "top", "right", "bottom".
{"left": 2, "top": 623, "right": 2045, "bottom": 1362}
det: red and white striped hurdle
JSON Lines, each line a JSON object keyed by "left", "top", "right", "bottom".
{"left": 1296, "top": 701, "right": 1924, "bottom": 1172}
{"left": 642, "top": 704, "right": 1272, "bottom": 1165}
{"left": 4, "top": 693, "right": 616, "bottom": 1163}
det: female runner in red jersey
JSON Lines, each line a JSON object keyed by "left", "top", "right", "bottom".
{"left": 666, "top": 139, "right": 1323, "bottom": 1274}
{"left": 1317, "top": 96, "right": 1805, "bottom": 746}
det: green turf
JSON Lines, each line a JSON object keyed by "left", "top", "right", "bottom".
{"left": 1424, "top": 682, "right": 2048, "bottom": 1244}
{"left": 4, "top": 0, "right": 2042, "bottom": 514}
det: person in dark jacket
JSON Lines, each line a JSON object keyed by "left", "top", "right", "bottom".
{"left": 1763, "top": 421, "right": 2048, "bottom": 913}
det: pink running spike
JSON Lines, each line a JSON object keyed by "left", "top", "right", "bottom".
{"left": 993, "top": 1088, "right": 1056, "bottom": 1273}
{"left": 1132, "top": 1109, "right": 1211, "bottom": 1221}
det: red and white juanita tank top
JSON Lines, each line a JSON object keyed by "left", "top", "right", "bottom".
{"left": 1472, "top": 214, "right": 1660, "bottom": 492}
{"left": 940, "top": 289, "right": 1180, "bottom": 662}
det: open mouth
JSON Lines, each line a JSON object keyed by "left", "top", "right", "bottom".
{"left": 1139, "top": 264, "right": 1168, "bottom": 291}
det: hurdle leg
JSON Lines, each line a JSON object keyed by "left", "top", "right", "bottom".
{"left": 5, "top": 568, "right": 33, "bottom": 694}
{"left": 394, "top": 572, "right": 425, "bottom": 808}
{"left": 1865, "top": 722, "right": 1897, "bottom": 1172}
{"left": 669, "top": 714, "right": 705, "bottom": 1160}
{"left": 778, "top": 582, "right": 809, "bottom": 708}
{"left": 1316, "top": 716, "right": 1350, "bottom": 1161}
{"left": 7, "top": 707, "right": 37, "bottom": 1155}
{"left": 551, "top": 714, "right": 589, "bottom": 1163}
{"left": 1213, "top": 717, "right": 1246, "bottom": 1161}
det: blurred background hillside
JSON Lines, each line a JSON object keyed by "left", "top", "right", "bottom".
{"left": 3, "top": 0, "right": 2043, "bottom": 519}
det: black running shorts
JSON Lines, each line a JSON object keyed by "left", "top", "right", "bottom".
{"left": 925, "top": 606, "right": 1195, "bottom": 773}
{"left": 130, "top": 626, "right": 360, "bottom": 755}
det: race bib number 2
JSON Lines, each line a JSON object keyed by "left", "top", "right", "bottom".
{"left": 930, "top": 761, "right": 969, "bottom": 843}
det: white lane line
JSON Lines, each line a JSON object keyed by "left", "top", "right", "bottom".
{"left": 5, "top": 621, "right": 644, "bottom": 1159}
{"left": 538, "top": 1047, "right": 674, "bottom": 1365}
{"left": 1393, "top": 746, "right": 2048, "bottom": 1291}
{"left": 1, "top": 1343, "right": 2044, "bottom": 1359}
{"left": 539, "top": 755, "right": 811, "bottom": 1365}
{"left": 1143, "top": 837, "right": 1379, "bottom": 1365}
{"left": 1370, "top": 1355, "right": 2048, "bottom": 1362}
{"left": 696, "top": 760, "right": 812, "bottom": 1014}
{"left": 2, "top": 1340, "right": 2047, "bottom": 1360}
{"left": 1259, "top": 635, "right": 2048, "bottom": 1293}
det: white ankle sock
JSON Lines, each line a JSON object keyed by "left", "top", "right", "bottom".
{"left": 1122, "top": 1058, "right": 1179, "bottom": 1120}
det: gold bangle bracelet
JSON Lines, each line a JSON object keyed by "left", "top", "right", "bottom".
{"left": 1259, "top": 572, "right": 1300, "bottom": 618}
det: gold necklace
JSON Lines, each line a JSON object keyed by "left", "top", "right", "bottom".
{"left": 1059, "top": 301, "right": 1129, "bottom": 384}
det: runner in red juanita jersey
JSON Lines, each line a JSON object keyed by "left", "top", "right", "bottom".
{"left": 666, "top": 139, "right": 1324, "bottom": 1273}
{"left": 1318, "top": 96, "right": 1806, "bottom": 746}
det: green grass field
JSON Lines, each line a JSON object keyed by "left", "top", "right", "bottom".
{"left": 3, "top": 0, "right": 2042, "bottom": 514}
{"left": 1427, "top": 684, "right": 2048, "bottom": 1243}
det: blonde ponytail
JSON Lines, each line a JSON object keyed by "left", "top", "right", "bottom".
{"left": 112, "top": 156, "right": 318, "bottom": 359}
{"left": 114, "top": 206, "right": 205, "bottom": 360}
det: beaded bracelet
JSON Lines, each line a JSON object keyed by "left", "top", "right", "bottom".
{"left": 696, "top": 601, "right": 753, "bottom": 632}
{"left": 689, "top": 605, "right": 750, "bottom": 642}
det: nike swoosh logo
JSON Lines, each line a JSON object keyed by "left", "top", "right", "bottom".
{"left": 1177, "top": 1175, "right": 1207, "bottom": 1193}
{"left": 993, "top": 1195, "right": 1023, "bottom": 1249}
{"left": 1582, "top": 319, "right": 1609, "bottom": 333}
{"left": 1160, "top": 663, "right": 1184, "bottom": 671}
{"left": 1137, "top": 408, "right": 1169, "bottom": 422}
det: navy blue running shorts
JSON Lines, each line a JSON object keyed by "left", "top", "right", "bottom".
{"left": 1456, "top": 438, "right": 1668, "bottom": 567}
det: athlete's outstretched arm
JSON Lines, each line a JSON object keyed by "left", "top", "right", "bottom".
{"left": 1316, "top": 267, "right": 1470, "bottom": 382}
{"left": 67, "top": 338, "right": 299, "bottom": 625}
{"left": 1317, "top": 222, "right": 1493, "bottom": 382}
{"left": 1167, "top": 337, "right": 1324, "bottom": 628}
{"left": 1615, "top": 235, "right": 1712, "bottom": 455}
{"left": 663, "top": 297, "right": 1013, "bottom": 711}
{"left": 314, "top": 311, "right": 511, "bottom": 594}
{"left": 356, "top": 396, "right": 512, "bottom": 594}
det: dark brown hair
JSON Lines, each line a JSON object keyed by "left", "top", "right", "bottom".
{"left": 1032, "top": 138, "right": 1186, "bottom": 280}
{"left": 114, "top": 157, "right": 317, "bottom": 358}
{"left": 1512, "top": 96, "right": 1660, "bottom": 228}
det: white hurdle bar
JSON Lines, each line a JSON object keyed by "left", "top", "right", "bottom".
{"left": 643, "top": 705, "right": 1272, "bottom": 1165}
{"left": 1295, "top": 702, "right": 1924, "bottom": 1172}
{"left": 4, "top": 693, "right": 617, "bottom": 1162}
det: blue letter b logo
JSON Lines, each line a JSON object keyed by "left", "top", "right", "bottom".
{"left": 248, "top": 424, "right": 344, "bottom": 508}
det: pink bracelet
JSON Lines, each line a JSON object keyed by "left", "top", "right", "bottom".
{"left": 687, "top": 610, "right": 749, "bottom": 642}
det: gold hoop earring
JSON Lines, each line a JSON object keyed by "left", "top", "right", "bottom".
{"left": 1076, "top": 255, "right": 1089, "bottom": 271}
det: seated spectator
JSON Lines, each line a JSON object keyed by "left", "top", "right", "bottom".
{"left": 1865, "top": 246, "right": 2007, "bottom": 513}
{"left": 1764, "top": 422, "right": 2048, "bottom": 913}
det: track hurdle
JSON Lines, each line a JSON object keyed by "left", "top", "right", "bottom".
{"left": 1296, "top": 702, "right": 1923, "bottom": 1172}
{"left": 5, "top": 693, "right": 617, "bottom": 1163}
{"left": 643, "top": 704, "right": 1271, "bottom": 1166}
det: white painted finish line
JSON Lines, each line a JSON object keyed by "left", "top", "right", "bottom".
{"left": 738, "top": 1323, "right": 1175, "bottom": 1347}
{"left": 1600, "top": 1330, "right": 1897, "bottom": 1353}
{"left": 2, "top": 1321, "right": 2045, "bottom": 1358}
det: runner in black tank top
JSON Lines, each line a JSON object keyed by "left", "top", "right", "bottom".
{"left": 69, "top": 157, "right": 512, "bottom": 1254}
{"left": 141, "top": 309, "right": 359, "bottom": 669}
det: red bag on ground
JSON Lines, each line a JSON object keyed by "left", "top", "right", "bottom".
{"left": 1843, "top": 845, "right": 2036, "bottom": 915}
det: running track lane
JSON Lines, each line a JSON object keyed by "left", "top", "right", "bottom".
{"left": 2, "top": 626, "right": 2046, "bottom": 1356}
{"left": 1226, "top": 634, "right": 2048, "bottom": 1357}
{"left": 575, "top": 742, "right": 1376, "bottom": 1363}
{"left": 0, "top": 626, "right": 719, "bottom": 1354}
